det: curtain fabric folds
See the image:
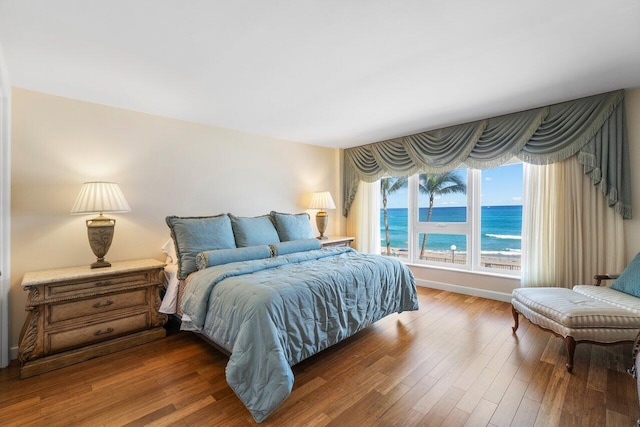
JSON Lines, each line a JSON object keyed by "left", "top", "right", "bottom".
{"left": 343, "top": 90, "right": 631, "bottom": 219}
{"left": 522, "top": 157, "right": 625, "bottom": 288}
{"left": 346, "top": 180, "right": 381, "bottom": 254}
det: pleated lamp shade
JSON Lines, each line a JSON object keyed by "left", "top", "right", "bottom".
{"left": 309, "top": 191, "right": 336, "bottom": 210}
{"left": 70, "top": 182, "right": 131, "bottom": 215}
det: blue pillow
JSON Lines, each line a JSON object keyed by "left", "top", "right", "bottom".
{"left": 166, "top": 214, "right": 236, "bottom": 279}
{"left": 270, "top": 211, "right": 314, "bottom": 241}
{"left": 196, "top": 246, "right": 273, "bottom": 270}
{"left": 269, "top": 238, "right": 321, "bottom": 256}
{"left": 611, "top": 252, "right": 640, "bottom": 297}
{"left": 229, "top": 214, "right": 280, "bottom": 247}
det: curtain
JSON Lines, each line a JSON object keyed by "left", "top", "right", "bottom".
{"left": 522, "top": 156, "right": 625, "bottom": 288}
{"left": 346, "top": 180, "right": 381, "bottom": 254}
{"left": 343, "top": 90, "right": 631, "bottom": 220}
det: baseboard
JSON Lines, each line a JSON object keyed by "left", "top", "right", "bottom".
{"left": 415, "top": 278, "right": 512, "bottom": 303}
{"left": 10, "top": 345, "right": 18, "bottom": 361}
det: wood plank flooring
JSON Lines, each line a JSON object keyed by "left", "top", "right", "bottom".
{"left": 1, "top": 287, "right": 638, "bottom": 426}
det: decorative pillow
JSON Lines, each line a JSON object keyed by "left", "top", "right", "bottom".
{"left": 270, "top": 211, "right": 314, "bottom": 242}
{"left": 269, "top": 238, "right": 321, "bottom": 257}
{"left": 166, "top": 214, "right": 236, "bottom": 279}
{"left": 229, "top": 214, "right": 280, "bottom": 247}
{"left": 196, "top": 246, "right": 273, "bottom": 270}
{"left": 611, "top": 252, "right": 640, "bottom": 297}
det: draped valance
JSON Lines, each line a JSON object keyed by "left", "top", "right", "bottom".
{"left": 343, "top": 90, "right": 631, "bottom": 219}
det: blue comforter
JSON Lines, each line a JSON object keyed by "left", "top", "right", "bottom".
{"left": 180, "top": 247, "right": 418, "bottom": 422}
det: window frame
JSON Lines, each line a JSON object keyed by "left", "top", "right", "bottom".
{"left": 394, "top": 162, "right": 521, "bottom": 277}
{"left": 409, "top": 172, "right": 476, "bottom": 269}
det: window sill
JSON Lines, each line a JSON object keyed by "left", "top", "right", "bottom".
{"left": 403, "top": 260, "right": 521, "bottom": 280}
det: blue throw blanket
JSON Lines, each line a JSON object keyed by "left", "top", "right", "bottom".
{"left": 180, "top": 247, "right": 419, "bottom": 422}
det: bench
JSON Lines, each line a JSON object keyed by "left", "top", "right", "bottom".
{"left": 511, "top": 274, "right": 640, "bottom": 372}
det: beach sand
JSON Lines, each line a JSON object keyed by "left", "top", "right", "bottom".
{"left": 381, "top": 248, "right": 521, "bottom": 271}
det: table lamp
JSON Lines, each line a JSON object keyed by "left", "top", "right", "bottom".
{"left": 309, "top": 191, "right": 336, "bottom": 240}
{"left": 70, "top": 182, "right": 131, "bottom": 268}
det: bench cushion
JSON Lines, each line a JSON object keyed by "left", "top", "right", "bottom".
{"left": 573, "top": 285, "right": 640, "bottom": 315}
{"left": 512, "top": 287, "right": 640, "bottom": 329}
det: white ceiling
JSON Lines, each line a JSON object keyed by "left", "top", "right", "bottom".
{"left": 1, "top": 1, "right": 639, "bottom": 149}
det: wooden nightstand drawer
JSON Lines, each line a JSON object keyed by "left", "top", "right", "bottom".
{"left": 47, "top": 312, "right": 149, "bottom": 353}
{"left": 48, "top": 289, "right": 148, "bottom": 325}
{"left": 46, "top": 271, "right": 153, "bottom": 299}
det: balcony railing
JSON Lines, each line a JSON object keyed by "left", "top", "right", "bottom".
{"left": 381, "top": 250, "right": 521, "bottom": 271}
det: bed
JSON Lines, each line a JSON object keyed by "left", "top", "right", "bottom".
{"left": 163, "top": 212, "right": 419, "bottom": 422}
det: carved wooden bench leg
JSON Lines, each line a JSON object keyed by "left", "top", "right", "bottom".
{"left": 564, "top": 336, "right": 576, "bottom": 373}
{"left": 511, "top": 305, "right": 519, "bottom": 333}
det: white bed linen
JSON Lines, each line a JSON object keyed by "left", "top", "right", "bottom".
{"left": 160, "top": 263, "right": 179, "bottom": 314}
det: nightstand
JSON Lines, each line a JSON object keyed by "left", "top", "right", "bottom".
{"left": 321, "top": 236, "right": 355, "bottom": 247}
{"left": 18, "top": 259, "right": 167, "bottom": 378}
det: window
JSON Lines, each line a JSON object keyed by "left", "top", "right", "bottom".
{"left": 380, "top": 176, "right": 408, "bottom": 258}
{"left": 479, "top": 164, "right": 523, "bottom": 272}
{"left": 380, "top": 163, "right": 523, "bottom": 275}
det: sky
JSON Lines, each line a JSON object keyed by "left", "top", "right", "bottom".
{"left": 385, "top": 163, "right": 523, "bottom": 209}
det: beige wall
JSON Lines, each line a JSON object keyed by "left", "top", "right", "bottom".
{"left": 9, "top": 88, "right": 342, "bottom": 352}
{"left": 408, "top": 87, "right": 640, "bottom": 300}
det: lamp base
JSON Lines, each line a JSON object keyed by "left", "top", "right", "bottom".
{"left": 91, "top": 259, "right": 112, "bottom": 269}
{"left": 86, "top": 215, "right": 116, "bottom": 269}
{"left": 315, "top": 210, "right": 329, "bottom": 240}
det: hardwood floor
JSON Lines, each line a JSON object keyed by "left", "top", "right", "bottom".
{"left": 1, "top": 287, "right": 638, "bottom": 426}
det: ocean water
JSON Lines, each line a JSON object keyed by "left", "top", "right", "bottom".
{"left": 380, "top": 205, "right": 522, "bottom": 256}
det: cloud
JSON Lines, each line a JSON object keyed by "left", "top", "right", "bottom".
{"left": 512, "top": 196, "right": 522, "bottom": 201}
{"left": 485, "top": 177, "right": 493, "bottom": 181}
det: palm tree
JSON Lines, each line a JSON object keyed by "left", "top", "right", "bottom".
{"left": 419, "top": 171, "right": 467, "bottom": 259}
{"left": 380, "top": 177, "right": 407, "bottom": 255}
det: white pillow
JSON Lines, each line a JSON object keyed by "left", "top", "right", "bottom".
{"left": 162, "top": 239, "right": 178, "bottom": 265}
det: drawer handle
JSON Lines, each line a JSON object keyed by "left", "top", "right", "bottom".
{"left": 92, "top": 300, "right": 114, "bottom": 309}
{"left": 95, "top": 280, "right": 112, "bottom": 287}
{"left": 94, "top": 327, "right": 114, "bottom": 336}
